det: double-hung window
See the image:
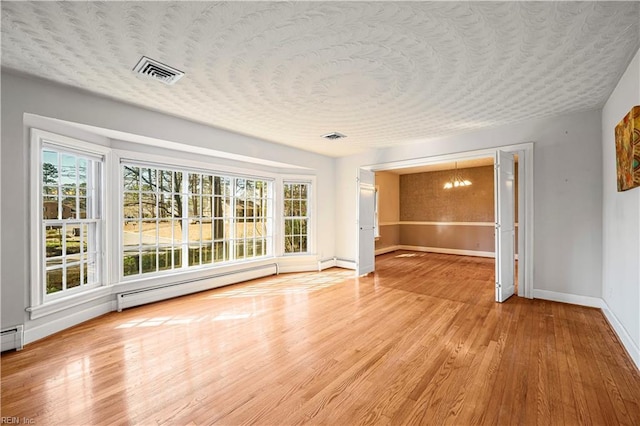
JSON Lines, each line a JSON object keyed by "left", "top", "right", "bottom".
{"left": 283, "top": 182, "right": 310, "bottom": 254}
{"left": 32, "top": 130, "right": 106, "bottom": 304}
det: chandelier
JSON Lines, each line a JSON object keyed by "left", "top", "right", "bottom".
{"left": 443, "top": 162, "right": 472, "bottom": 189}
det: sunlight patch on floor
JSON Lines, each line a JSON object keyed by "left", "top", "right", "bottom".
{"left": 205, "top": 269, "right": 354, "bottom": 299}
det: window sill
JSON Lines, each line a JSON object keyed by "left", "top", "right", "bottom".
{"left": 27, "top": 286, "right": 113, "bottom": 320}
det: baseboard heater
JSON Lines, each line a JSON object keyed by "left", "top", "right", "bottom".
{"left": 116, "top": 263, "right": 278, "bottom": 312}
{"left": 1, "top": 325, "right": 24, "bottom": 352}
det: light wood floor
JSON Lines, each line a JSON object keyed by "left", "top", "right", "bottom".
{"left": 2, "top": 251, "right": 639, "bottom": 425}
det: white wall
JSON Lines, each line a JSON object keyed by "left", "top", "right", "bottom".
{"left": 1, "top": 71, "right": 336, "bottom": 333}
{"left": 602, "top": 48, "right": 640, "bottom": 367}
{"left": 336, "top": 109, "right": 603, "bottom": 298}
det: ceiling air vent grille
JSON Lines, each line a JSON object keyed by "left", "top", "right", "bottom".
{"left": 133, "top": 56, "right": 184, "bottom": 85}
{"left": 322, "top": 132, "right": 347, "bottom": 140}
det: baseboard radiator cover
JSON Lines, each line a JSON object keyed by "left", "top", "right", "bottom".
{"left": 1, "top": 325, "right": 24, "bottom": 352}
{"left": 318, "top": 257, "right": 337, "bottom": 271}
{"left": 116, "top": 263, "right": 278, "bottom": 312}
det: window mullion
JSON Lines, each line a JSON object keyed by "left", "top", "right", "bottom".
{"left": 181, "top": 173, "right": 188, "bottom": 269}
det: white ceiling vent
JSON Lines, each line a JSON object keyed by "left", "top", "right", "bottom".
{"left": 322, "top": 132, "right": 347, "bottom": 140}
{"left": 133, "top": 56, "right": 184, "bottom": 85}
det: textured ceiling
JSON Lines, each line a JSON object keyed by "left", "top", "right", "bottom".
{"left": 2, "top": 1, "right": 639, "bottom": 158}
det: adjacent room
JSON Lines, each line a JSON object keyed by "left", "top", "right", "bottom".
{"left": 1, "top": 1, "right": 639, "bottom": 424}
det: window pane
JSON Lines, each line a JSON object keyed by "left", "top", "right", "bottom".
{"left": 246, "top": 222, "right": 255, "bottom": 238}
{"left": 67, "top": 264, "right": 81, "bottom": 289}
{"left": 189, "top": 173, "right": 200, "bottom": 194}
{"left": 214, "top": 176, "right": 224, "bottom": 196}
{"left": 158, "top": 246, "right": 172, "bottom": 271}
{"left": 201, "top": 219, "right": 212, "bottom": 242}
{"left": 140, "top": 168, "right": 157, "bottom": 191}
{"left": 213, "top": 219, "right": 224, "bottom": 240}
{"left": 160, "top": 170, "right": 173, "bottom": 192}
{"left": 202, "top": 196, "right": 212, "bottom": 217}
{"left": 124, "top": 192, "right": 140, "bottom": 219}
{"left": 232, "top": 219, "right": 242, "bottom": 238}
{"left": 61, "top": 154, "right": 76, "bottom": 187}
{"left": 202, "top": 243, "right": 213, "bottom": 264}
{"left": 213, "top": 196, "right": 223, "bottom": 217}
{"left": 43, "top": 196, "right": 59, "bottom": 220}
{"left": 236, "top": 179, "right": 245, "bottom": 198}
{"left": 202, "top": 175, "right": 213, "bottom": 195}
{"left": 123, "top": 166, "right": 140, "bottom": 191}
{"left": 188, "top": 221, "right": 201, "bottom": 243}
{"left": 171, "top": 194, "right": 183, "bottom": 217}
{"left": 46, "top": 269, "right": 63, "bottom": 294}
{"left": 235, "top": 240, "right": 245, "bottom": 259}
{"left": 123, "top": 221, "right": 140, "bottom": 246}
{"left": 245, "top": 180, "right": 254, "bottom": 198}
{"left": 158, "top": 220, "right": 172, "bottom": 244}
{"left": 255, "top": 221, "right": 267, "bottom": 237}
{"left": 141, "top": 193, "right": 157, "bottom": 218}
{"left": 79, "top": 197, "right": 87, "bottom": 219}
{"left": 173, "top": 247, "right": 182, "bottom": 268}
{"left": 62, "top": 197, "right": 77, "bottom": 219}
{"left": 141, "top": 221, "right": 158, "bottom": 245}
{"left": 188, "top": 245, "right": 201, "bottom": 266}
{"left": 175, "top": 172, "right": 184, "bottom": 193}
{"left": 172, "top": 220, "right": 183, "bottom": 243}
{"left": 42, "top": 151, "right": 59, "bottom": 185}
{"left": 78, "top": 159, "right": 88, "bottom": 190}
{"left": 189, "top": 195, "right": 201, "bottom": 217}
{"left": 123, "top": 250, "right": 140, "bottom": 276}
{"left": 66, "top": 226, "right": 81, "bottom": 255}
{"left": 141, "top": 246, "right": 157, "bottom": 274}
{"left": 158, "top": 194, "right": 173, "bottom": 218}
{"left": 235, "top": 199, "right": 245, "bottom": 218}
{"left": 214, "top": 241, "right": 227, "bottom": 262}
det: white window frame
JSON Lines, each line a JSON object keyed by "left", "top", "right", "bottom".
{"left": 29, "top": 129, "right": 111, "bottom": 309}
{"left": 116, "top": 153, "right": 276, "bottom": 281}
{"left": 281, "top": 177, "right": 315, "bottom": 256}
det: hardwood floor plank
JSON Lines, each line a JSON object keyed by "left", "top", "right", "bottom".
{"left": 2, "top": 251, "right": 639, "bottom": 425}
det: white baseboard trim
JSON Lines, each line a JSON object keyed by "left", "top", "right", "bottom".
{"left": 375, "top": 245, "right": 402, "bottom": 255}
{"left": 398, "top": 245, "right": 495, "bottom": 258}
{"left": 532, "top": 289, "right": 603, "bottom": 308}
{"left": 24, "top": 300, "right": 116, "bottom": 346}
{"left": 601, "top": 301, "right": 640, "bottom": 371}
{"left": 335, "top": 259, "right": 356, "bottom": 270}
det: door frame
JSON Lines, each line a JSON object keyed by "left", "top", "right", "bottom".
{"left": 362, "top": 142, "right": 534, "bottom": 299}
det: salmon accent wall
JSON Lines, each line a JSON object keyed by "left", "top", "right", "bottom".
{"left": 400, "top": 165, "right": 495, "bottom": 222}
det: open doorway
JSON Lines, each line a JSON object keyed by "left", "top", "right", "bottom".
{"left": 358, "top": 144, "right": 532, "bottom": 301}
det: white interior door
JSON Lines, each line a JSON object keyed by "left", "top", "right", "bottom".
{"left": 495, "top": 150, "right": 515, "bottom": 302}
{"left": 357, "top": 168, "right": 376, "bottom": 276}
